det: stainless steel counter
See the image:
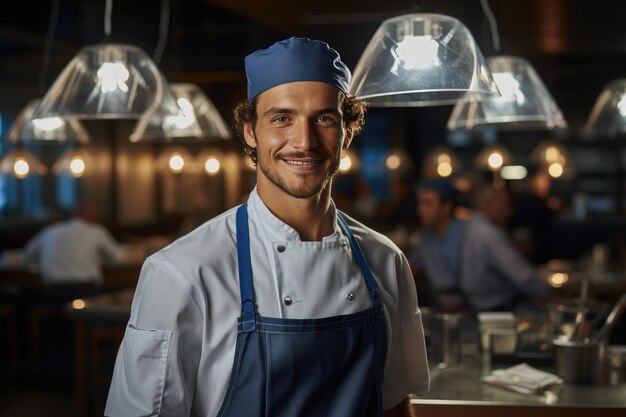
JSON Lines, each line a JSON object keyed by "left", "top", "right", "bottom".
{"left": 411, "top": 355, "right": 626, "bottom": 417}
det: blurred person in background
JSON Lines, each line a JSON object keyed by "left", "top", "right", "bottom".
{"left": 411, "top": 179, "right": 550, "bottom": 314}
{"left": 472, "top": 183, "right": 513, "bottom": 229}
{"left": 23, "top": 201, "right": 123, "bottom": 300}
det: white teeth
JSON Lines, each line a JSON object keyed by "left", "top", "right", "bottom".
{"left": 285, "top": 160, "right": 317, "bottom": 165}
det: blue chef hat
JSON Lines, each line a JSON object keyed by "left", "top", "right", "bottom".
{"left": 420, "top": 178, "right": 461, "bottom": 204}
{"left": 244, "top": 37, "right": 351, "bottom": 100}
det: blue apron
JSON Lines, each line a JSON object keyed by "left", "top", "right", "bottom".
{"left": 216, "top": 204, "right": 387, "bottom": 417}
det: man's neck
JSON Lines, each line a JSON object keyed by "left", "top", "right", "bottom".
{"left": 256, "top": 181, "right": 335, "bottom": 242}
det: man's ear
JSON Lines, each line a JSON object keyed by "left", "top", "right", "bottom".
{"left": 243, "top": 123, "right": 256, "bottom": 149}
{"left": 343, "top": 128, "right": 353, "bottom": 149}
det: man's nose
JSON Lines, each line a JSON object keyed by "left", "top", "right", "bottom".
{"left": 291, "top": 120, "right": 318, "bottom": 150}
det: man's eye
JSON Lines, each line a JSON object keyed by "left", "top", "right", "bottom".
{"left": 317, "top": 116, "right": 336, "bottom": 123}
{"left": 272, "top": 116, "right": 289, "bottom": 123}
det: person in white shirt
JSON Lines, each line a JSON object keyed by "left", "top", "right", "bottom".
{"left": 106, "top": 37, "right": 429, "bottom": 417}
{"left": 23, "top": 201, "right": 123, "bottom": 286}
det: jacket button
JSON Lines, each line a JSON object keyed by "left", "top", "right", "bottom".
{"left": 276, "top": 244, "right": 286, "bottom": 253}
{"left": 283, "top": 296, "right": 293, "bottom": 306}
{"left": 346, "top": 293, "right": 355, "bottom": 302}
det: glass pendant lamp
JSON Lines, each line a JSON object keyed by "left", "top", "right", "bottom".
{"left": 34, "top": 44, "right": 172, "bottom": 120}
{"left": 8, "top": 99, "right": 90, "bottom": 144}
{"left": 447, "top": 56, "right": 567, "bottom": 131}
{"left": 131, "top": 83, "right": 232, "bottom": 142}
{"left": 350, "top": 13, "right": 500, "bottom": 107}
{"left": 585, "top": 79, "right": 626, "bottom": 136}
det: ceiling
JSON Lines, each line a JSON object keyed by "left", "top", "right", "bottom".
{"left": 2, "top": 0, "right": 626, "bottom": 131}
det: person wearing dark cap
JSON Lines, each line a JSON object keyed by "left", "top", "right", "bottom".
{"left": 106, "top": 37, "right": 428, "bottom": 417}
{"left": 411, "top": 178, "right": 549, "bottom": 313}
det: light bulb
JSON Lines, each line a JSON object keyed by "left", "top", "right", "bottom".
{"left": 32, "top": 117, "right": 64, "bottom": 132}
{"left": 69, "top": 157, "right": 86, "bottom": 177}
{"left": 386, "top": 155, "right": 401, "bottom": 170}
{"left": 545, "top": 146, "right": 560, "bottom": 163}
{"left": 493, "top": 72, "right": 525, "bottom": 105}
{"left": 391, "top": 35, "right": 440, "bottom": 74}
{"left": 168, "top": 153, "right": 185, "bottom": 173}
{"left": 618, "top": 93, "right": 626, "bottom": 117}
{"left": 437, "top": 153, "right": 452, "bottom": 164}
{"left": 97, "top": 62, "right": 130, "bottom": 93}
{"left": 487, "top": 152, "right": 504, "bottom": 170}
{"left": 13, "top": 158, "right": 30, "bottom": 178}
{"left": 204, "top": 158, "right": 221, "bottom": 175}
{"left": 548, "top": 162, "right": 563, "bottom": 178}
{"left": 437, "top": 162, "right": 452, "bottom": 177}
{"left": 72, "top": 299, "right": 86, "bottom": 309}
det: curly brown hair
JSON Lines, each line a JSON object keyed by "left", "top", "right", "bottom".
{"left": 233, "top": 93, "right": 367, "bottom": 165}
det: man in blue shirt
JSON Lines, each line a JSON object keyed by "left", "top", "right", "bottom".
{"left": 411, "top": 179, "right": 550, "bottom": 313}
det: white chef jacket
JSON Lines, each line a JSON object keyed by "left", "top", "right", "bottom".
{"left": 23, "top": 218, "right": 123, "bottom": 285}
{"left": 106, "top": 188, "right": 429, "bottom": 417}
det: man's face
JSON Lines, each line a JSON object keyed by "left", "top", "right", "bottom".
{"left": 243, "top": 81, "right": 351, "bottom": 199}
{"left": 417, "top": 189, "right": 450, "bottom": 229}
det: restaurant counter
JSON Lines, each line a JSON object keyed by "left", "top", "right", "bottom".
{"left": 411, "top": 355, "right": 626, "bottom": 417}
{"left": 65, "top": 289, "right": 626, "bottom": 417}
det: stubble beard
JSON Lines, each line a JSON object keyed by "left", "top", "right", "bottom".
{"left": 257, "top": 150, "right": 341, "bottom": 199}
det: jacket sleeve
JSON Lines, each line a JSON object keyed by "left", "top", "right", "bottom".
{"left": 382, "top": 252, "right": 430, "bottom": 410}
{"left": 105, "top": 255, "right": 203, "bottom": 417}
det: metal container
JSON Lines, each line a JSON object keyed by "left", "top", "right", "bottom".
{"left": 553, "top": 338, "right": 602, "bottom": 384}
{"left": 421, "top": 309, "right": 462, "bottom": 367}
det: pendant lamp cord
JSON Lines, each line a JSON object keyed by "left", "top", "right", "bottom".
{"left": 480, "top": 0, "right": 501, "bottom": 53}
{"left": 39, "top": 0, "right": 60, "bottom": 94}
{"left": 104, "top": 0, "right": 113, "bottom": 37}
{"left": 153, "top": 0, "right": 170, "bottom": 65}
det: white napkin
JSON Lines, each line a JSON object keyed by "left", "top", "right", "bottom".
{"left": 482, "top": 363, "right": 563, "bottom": 394}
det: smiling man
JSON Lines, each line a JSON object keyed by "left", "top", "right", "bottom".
{"left": 106, "top": 37, "right": 428, "bottom": 417}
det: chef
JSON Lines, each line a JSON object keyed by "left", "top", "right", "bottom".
{"left": 106, "top": 37, "right": 429, "bottom": 417}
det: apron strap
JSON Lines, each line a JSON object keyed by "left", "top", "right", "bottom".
{"left": 337, "top": 214, "right": 383, "bottom": 309}
{"left": 236, "top": 204, "right": 256, "bottom": 330}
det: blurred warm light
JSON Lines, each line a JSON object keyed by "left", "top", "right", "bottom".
{"left": 423, "top": 147, "right": 461, "bottom": 179}
{"left": 69, "top": 157, "right": 86, "bottom": 177}
{"left": 72, "top": 299, "right": 86, "bottom": 310}
{"left": 501, "top": 165, "right": 528, "bottom": 180}
{"left": 204, "top": 158, "right": 221, "bottom": 175}
{"left": 548, "top": 162, "right": 564, "bottom": 178}
{"left": 1, "top": 148, "right": 47, "bottom": 178}
{"left": 549, "top": 272, "right": 569, "bottom": 288}
{"left": 338, "top": 149, "right": 360, "bottom": 174}
{"left": 339, "top": 155, "right": 352, "bottom": 172}
{"left": 475, "top": 144, "right": 512, "bottom": 173}
{"left": 437, "top": 153, "right": 452, "bottom": 164}
{"left": 437, "top": 162, "right": 453, "bottom": 177}
{"left": 386, "top": 155, "right": 401, "bottom": 170}
{"left": 545, "top": 146, "right": 560, "bottom": 163}
{"left": 13, "top": 158, "right": 30, "bottom": 178}
{"left": 168, "top": 153, "right": 186, "bottom": 174}
{"left": 487, "top": 152, "right": 504, "bottom": 170}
